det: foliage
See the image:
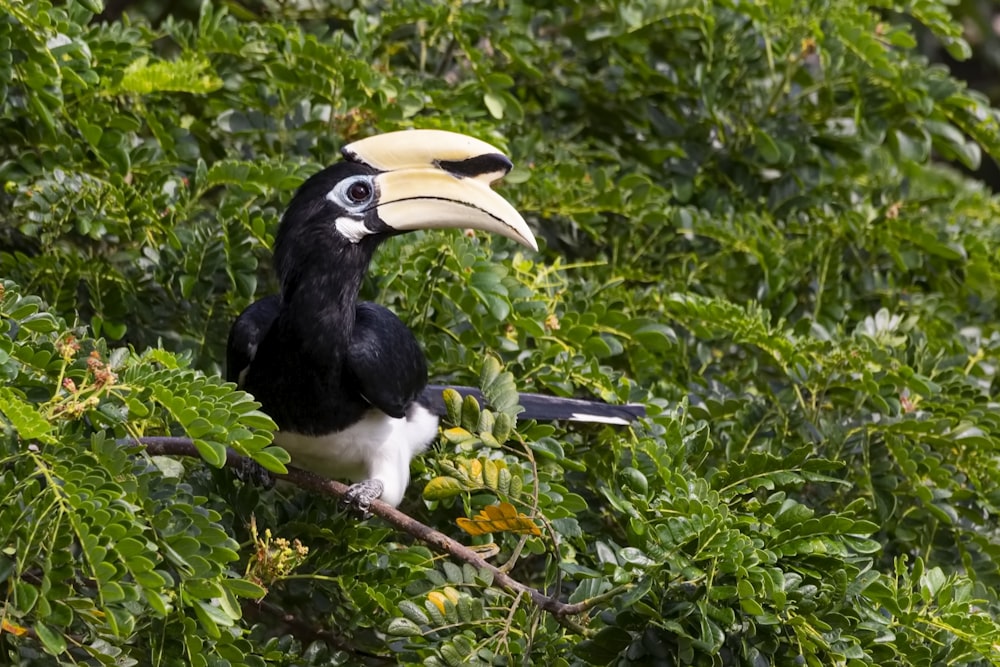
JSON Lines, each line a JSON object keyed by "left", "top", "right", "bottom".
{"left": 2, "top": 0, "right": 1000, "bottom": 664}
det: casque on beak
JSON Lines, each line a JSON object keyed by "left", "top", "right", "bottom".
{"left": 342, "top": 129, "right": 538, "bottom": 251}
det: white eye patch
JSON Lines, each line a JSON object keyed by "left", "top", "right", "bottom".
{"left": 334, "top": 215, "right": 373, "bottom": 244}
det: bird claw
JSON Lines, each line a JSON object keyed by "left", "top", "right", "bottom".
{"left": 343, "top": 479, "right": 384, "bottom": 517}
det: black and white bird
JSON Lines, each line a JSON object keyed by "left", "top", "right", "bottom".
{"left": 227, "top": 130, "right": 644, "bottom": 510}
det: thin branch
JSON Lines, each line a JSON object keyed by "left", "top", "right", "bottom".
{"left": 133, "top": 437, "right": 607, "bottom": 632}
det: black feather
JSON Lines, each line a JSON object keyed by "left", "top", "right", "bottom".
{"left": 226, "top": 295, "right": 280, "bottom": 385}
{"left": 346, "top": 303, "right": 427, "bottom": 419}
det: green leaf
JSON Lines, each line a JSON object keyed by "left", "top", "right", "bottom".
{"left": 34, "top": 622, "right": 67, "bottom": 656}
{"left": 753, "top": 129, "right": 782, "bottom": 164}
{"left": 460, "top": 394, "right": 481, "bottom": 432}
{"left": 251, "top": 448, "right": 289, "bottom": 473}
{"left": 14, "top": 580, "right": 39, "bottom": 614}
{"left": 192, "top": 439, "right": 227, "bottom": 468}
{"left": 442, "top": 388, "right": 464, "bottom": 424}
{"left": 484, "top": 92, "right": 505, "bottom": 119}
{"left": 387, "top": 617, "right": 423, "bottom": 637}
{"left": 78, "top": 118, "right": 103, "bottom": 147}
{"left": 423, "top": 476, "right": 467, "bottom": 500}
{"left": 223, "top": 578, "right": 266, "bottom": 599}
{"left": 398, "top": 599, "right": 430, "bottom": 625}
{"left": 192, "top": 600, "right": 222, "bottom": 639}
{"left": 239, "top": 410, "right": 276, "bottom": 430}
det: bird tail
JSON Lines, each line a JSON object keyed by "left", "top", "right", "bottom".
{"left": 420, "top": 384, "right": 645, "bottom": 425}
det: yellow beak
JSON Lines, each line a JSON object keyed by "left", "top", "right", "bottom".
{"left": 343, "top": 130, "right": 537, "bottom": 251}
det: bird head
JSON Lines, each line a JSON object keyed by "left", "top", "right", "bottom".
{"left": 275, "top": 130, "right": 536, "bottom": 281}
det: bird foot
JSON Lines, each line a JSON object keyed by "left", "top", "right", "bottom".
{"left": 343, "top": 479, "right": 384, "bottom": 516}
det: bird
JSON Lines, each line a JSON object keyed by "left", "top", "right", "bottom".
{"left": 227, "top": 129, "right": 644, "bottom": 510}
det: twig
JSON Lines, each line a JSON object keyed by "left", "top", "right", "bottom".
{"left": 133, "top": 437, "right": 607, "bottom": 633}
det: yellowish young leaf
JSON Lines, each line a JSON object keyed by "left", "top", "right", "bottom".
{"left": 456, "top": 502, "right": 541, "bottom": 537}
{"left": 468, "top": 457, "right": 484, "bottom": 484}
{"left": 442, "top": 427, "right": 479, "bottom": 447}
{"left": 1, "top": 619, "right": 28, "bottom": 636}
{"left": 483, "top": 459, "right": 500, "bottom": 490}
{"left": 426, "top": 590, "right": 450, "bottom": 615}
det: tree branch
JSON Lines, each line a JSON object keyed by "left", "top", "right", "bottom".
{"left": 134, "top": 437, "right": 604, "bottom": 632}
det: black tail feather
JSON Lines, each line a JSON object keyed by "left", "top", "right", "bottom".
{"left": 420, "top": 384, "right": 645, "bottom": 425}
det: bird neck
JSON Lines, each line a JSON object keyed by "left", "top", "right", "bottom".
{"left": 276, "top": 243, "right": 374, "bottom": 363}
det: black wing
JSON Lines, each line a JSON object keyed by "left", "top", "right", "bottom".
{"left": 420, "top": 384, "right": 646, "bottom": 425}
{"left": 346, "top": 302, "right": 428, "bottom": 419}
{"left": 226, "top": 295, "right": 281, "bottom": 385}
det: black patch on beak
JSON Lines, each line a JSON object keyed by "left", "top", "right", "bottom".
{"left": 436, "top": 153, "right": 513, "bottom": 179}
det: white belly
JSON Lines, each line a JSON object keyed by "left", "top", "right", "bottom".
{"left": 274, "top": 404, "right": 439, "bottom": 507}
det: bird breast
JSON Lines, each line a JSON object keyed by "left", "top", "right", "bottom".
{"left": 272, "top": 403, "right": 440, "bottom": 507}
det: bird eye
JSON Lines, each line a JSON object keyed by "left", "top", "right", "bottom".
{"left": 328, "top": 175, "right": 376, "bottom": 212}
{"left": 346, "top": 180, "right": 372, "bottom": 203}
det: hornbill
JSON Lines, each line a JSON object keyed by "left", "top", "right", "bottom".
{"left": 227, "top": 130, "right": 644, "bottom": 510}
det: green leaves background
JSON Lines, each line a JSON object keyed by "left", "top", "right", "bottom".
{"left": 2, "top": 0, "right": 1000, "bottom": 664}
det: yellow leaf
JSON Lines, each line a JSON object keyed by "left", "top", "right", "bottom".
{"left": 1, "top": 619, "right": 28, "bottom": 636}
{"left": 468, "top": 458, "right": 483, "bottom": 484}
{"left": 483, "top": 459, "right": 500, "bottom": 490}
{"left": 442, "top": 427, "right": 479, "bottom": 447}
{"left": 427, "top": 590, "right": 449, "bottom": 615}
{"left": 456, "top": 502, "right": 541, "bottom": 537}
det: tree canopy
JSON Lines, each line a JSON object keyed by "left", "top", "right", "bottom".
{"left": 2, "top": 0, "right": 1000, "bottom": 664}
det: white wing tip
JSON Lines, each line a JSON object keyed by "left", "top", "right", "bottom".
{"left": 570, "top": 413, "right": 631, "bottom": 426}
